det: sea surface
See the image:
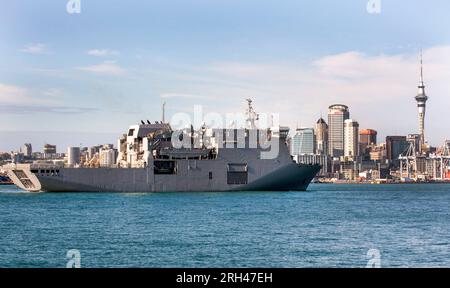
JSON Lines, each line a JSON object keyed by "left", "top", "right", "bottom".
{"left": 0, "top": 184, "right": 449, "bottom": 268}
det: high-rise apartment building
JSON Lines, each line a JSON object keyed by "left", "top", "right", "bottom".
{"left": 291, "top": 128, "right": 315, "bottom": 155}
{"left": 359, "top": 129, "right": 377, "bottom": 147}
{"left": 99, "top": 145, "right": 117, "bottom": 167}
{"left": 67, "top": 147, "right": 81, "bottom": 167}
{"left": 328, "top": 104, "right": 349, "bottom": 158}
{"left": 43, "top": 144, "right": 57, "bottom": 154}
{"left": 315, "top": 118, "right": 328, "bottom": 155}
{"left": 386, "top": 136, "right": 409, "bottom": 167}
{"left": 22, "top": 143, "right": 32, "bottom": 159}
{"left": 344, "top": 119, "right": 359, "bottom": 159}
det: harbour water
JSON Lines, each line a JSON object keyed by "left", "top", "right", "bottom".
{"left": 0, "top": 184, "right": 449, "bottom": 268}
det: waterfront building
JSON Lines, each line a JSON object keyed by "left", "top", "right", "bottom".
{"left": 342, "top": 168, "right": 357, "bottom": 181}
{"left": 315, "top": 118, "right": 328, "bottom": 155}
{"left": 369, "top": 144, "right": 386, "bottom": 162}
{"left": 88, "top": 145, "right": 102, "bottom": 160}
{"left": 0, "top": 152, "right": 10, "bottom": 162}
{"left": 99, "top": 146, "right": 117, "bottom": 167}
{"left": 360, "top": 129, "right": 377, "bottom": 147}
{"left": 340, "top": 161, "right": 359, "bottom": 181}
{"left": 10, "top": 152, "right": 24, "bottom": 164}
{"left": 386, "top": 136, "right": 409, "bottom": 167}
{"left": 44, "top": 144, "right": 57, "bottom": 154}
{"left": 344, "top": 119, "right": 359, "bottom": 160}
{"left": 31, "top": 152, "right": 42, "bottom": 159}
{"left": 67, "top": 147, "right": 81, "bottom": 167}
{"left": 104, "top": 144, "right": 114, "bottom": 149}
{"left": 291, "top": 128, "right": 315, "bottom": 155}
{"left": 43, "top": 144, "right": 57, "bottom": 159}
{"left": 328, "top": 104, "right": 349, "bottom": 158}
{"left": 22, "top": 143, "right": 32, "bottom": 159}
{"left": 359, "top": 129, "right": 377, "bottom": 161}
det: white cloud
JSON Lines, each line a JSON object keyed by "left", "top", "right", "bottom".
{"left": 20, "top": 43, "right": 48, "bottom": 54}
{"left": 42, "top": 88, "right": 64, "bottom": 98}
{"left": 0, "top": 83, "right": 60, "bottom": 106}
{"left": 0, "top": 83, "right": 30, "bottom": 104}
{"left": 77, "top": 61, "right": 126, "bottom": 75}
{"left": 0, "top": 83, "right": 95, "bottom": 115}
{"left": 87, "top": 49, "right": 120, "bottom": 57}
{"left": 28, "top": 68, "right": 69, "bottom": 79}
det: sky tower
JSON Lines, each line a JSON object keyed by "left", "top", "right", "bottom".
{"left": 415, "top": 51, "right": 428, "bottom": 149}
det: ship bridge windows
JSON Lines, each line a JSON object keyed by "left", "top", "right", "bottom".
{"left": 227, "top": 163, "right": 248, "bottom": 185}
{"left": 128, "top": 129, "right": 135, "bottom": 136}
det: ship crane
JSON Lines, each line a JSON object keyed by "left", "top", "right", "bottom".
{"left": 429, "top": 140, "right": 450, "bottom": 181}
{"left": 400, "top": 140, "right": 450, "bottom": 181}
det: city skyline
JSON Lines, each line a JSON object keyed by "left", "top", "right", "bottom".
{"left": 1, "top": 1, "right": 450, "bottom": 151}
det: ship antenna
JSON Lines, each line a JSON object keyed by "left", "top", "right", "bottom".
{"left": 245, "top": 98, "right": 257, "bottom": 129}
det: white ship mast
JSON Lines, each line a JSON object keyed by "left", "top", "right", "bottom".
{"left": 245, "top": 99, "right": 259, "bottom": 129}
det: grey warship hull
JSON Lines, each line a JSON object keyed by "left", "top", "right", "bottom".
{"left": 7, "top": 160, "right": 320, "bottom": 193}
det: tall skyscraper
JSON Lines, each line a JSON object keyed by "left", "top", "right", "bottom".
{"left": 100, "top": 146, "right": 117, "bottom": 167}
{"left": 344, "top": 119, "right": 359, "bottom": 159}
{"left": 43, "top": 144, "right": 57, "bottom": 154}
{"left": 291, "top": 128, "right": 315, "bottom": 155}
{"left": 359, "top": 129, "right": 377, "bottom": 161}
{"left": 22, "top": 143, "right": 32, "bottom": 159}
{"left": 67, "top": 147, "right": 81, "bottom": 167}
{"left": 315, "top": 117, "right": 328, "bottom": 155}
{"left": 328, "top": 104, "right": 349, "bottom": 158}
{"left": 386, "top": 136, "right": 409, "bottom": 167}
{"left": 415, "top": 52, "right": 428, "bottom": 149}
{"left": 359, "top": 129, "right": 377, "bottom": 147}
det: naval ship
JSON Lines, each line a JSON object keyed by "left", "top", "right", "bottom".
{"left": 6, "top": 100, "right": 320, "bottom": 192}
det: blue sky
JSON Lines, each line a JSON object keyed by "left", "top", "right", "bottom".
{"left": 1, "top": 0, "right": 450, "bottom": 152}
